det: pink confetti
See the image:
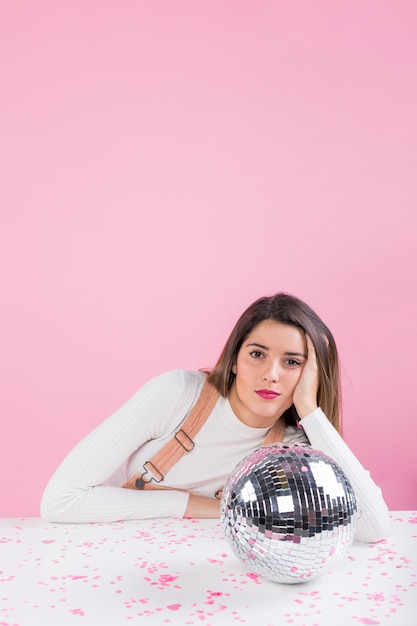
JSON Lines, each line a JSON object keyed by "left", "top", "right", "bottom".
{"left": 0, "top": 513, "right": 414, "bottom": 625}
{"left": 207, "top": 591, "right": 223, "bottom": 597}
{"left": 245, "top": 572, "right": 261, "bottom": 584}
{"left": 366, "top": 593, "right": 384, "bottom": 602}
{"left": 69, "top": 608, "right": 85, "bottom": 616}
{"left": 158, "top": 574, "right": 178, "bottom": 586}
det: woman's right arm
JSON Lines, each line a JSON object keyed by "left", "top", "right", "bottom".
{"left": 40, "top": 370, "right": 196, "bottom": 523}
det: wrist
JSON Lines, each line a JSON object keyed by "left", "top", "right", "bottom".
{"left": 296, "top": 404, "right": 318, "bottom": 420}
{"left": 184, "top": 494, "right": 220, "bottom": 519}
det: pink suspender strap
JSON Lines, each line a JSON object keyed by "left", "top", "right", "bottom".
{"left": 262, "top": 418, "right": 286, "bottom": 445}
{"left": 122, "top": 377, "right": 220, "bottom": 490}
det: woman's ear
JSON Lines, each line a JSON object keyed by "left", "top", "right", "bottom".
{"left": 231, "top": 363, "right": 237, "bottom": 374}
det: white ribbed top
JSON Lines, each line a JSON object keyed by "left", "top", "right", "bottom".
{"left": 41, "top": 369, "right": 390, "bottom": 543}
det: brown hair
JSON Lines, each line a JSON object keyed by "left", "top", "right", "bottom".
{"left": 207, "top": 293, "right": 341, "bottom": 433}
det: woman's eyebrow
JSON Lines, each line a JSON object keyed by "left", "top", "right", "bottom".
{"left": 246, "top": 343, "right": 307, "bottom": 358}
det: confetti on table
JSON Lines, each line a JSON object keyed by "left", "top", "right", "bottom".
{"left": 0, "top": 513, "right": 415, "bottom": 625}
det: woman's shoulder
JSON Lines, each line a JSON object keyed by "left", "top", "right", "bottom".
{"left": 143, "top": 368, "right": 206, "bottom": 390}
{"left": 134, "top": 369, "right": 206, "bottom": 408}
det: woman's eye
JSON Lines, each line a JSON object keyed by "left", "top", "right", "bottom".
{"left": 284, "top": 359, "right": 301, "bottom": 367}
{"left": 249, "top": 350, "right": 264, "bottom": 359}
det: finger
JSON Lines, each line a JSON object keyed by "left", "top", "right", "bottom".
{"left": 305, "top": 333, "right": 316, "bottom": 357}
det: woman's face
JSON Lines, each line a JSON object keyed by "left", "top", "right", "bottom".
{"left": 228, "top": 319, "right": 307, "bottom": 428}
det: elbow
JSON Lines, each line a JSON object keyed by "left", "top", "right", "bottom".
{"left": 40, "top": 485, "right": 88, "bottom": 524}
{"left": 40, "top": 491, "right": 68, "bottom": 523}
{"left": 40, "top": 498, "right": 59, "bottom": 523}
{"left": 354, "top": 524, "right": 391, "bottom": 544}
{"left": 40, "top": 507, "right": 58, "bottom": 523}
{"left": 353, "top": 508, "right": 392, "bottom": 544}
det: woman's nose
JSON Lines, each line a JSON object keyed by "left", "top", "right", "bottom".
{"left": 262, "top": 362, "right": 280, "bottom": 382}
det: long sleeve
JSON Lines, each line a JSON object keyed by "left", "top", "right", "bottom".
{"left": 40, "top": 370, "right": 202, "bottom": 523}
{"left": 300, "top": 408, "right": 390, "bottom": 543}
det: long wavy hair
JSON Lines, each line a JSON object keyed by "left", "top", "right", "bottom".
{"left": 207, "top": 293, "right": 341, "bottom": 433}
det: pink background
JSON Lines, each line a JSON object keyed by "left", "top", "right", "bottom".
{"left": 1, "top": 1, "right": 416, "bottom": 517}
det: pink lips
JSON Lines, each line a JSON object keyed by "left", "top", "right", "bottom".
{"left": 255, "top": 389, "right": 280, "bottom": 400}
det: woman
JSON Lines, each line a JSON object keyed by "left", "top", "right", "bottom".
{"left": 41, "top": 293, "right": 390, "bottom": 543}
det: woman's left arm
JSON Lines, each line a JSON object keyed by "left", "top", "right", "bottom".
{"left": 300, "top": 409, "right": 390, "bottom": 543}
{"left": 293, "top": 336, "right": 391, "bottom": 544}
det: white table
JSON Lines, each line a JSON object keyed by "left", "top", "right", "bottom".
{"left": 1, "top": 512, "right": 416, "bottom": 625}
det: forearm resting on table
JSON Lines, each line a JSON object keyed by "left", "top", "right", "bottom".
{"left": 184, "top": 494, "right": 221, "bottom": 518}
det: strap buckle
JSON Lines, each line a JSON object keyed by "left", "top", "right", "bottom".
{"left": 135, "top": 461, "right": 164, "bottom": 489}
{"left": 135, "top": 431, "right": 195, "bottom": 488}
{"left": 174, "top": 429, "right": 195, "bottom": 452}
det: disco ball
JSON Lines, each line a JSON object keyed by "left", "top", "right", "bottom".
{"left": 221, "top": 444, "right": 357, "bottom": 584}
